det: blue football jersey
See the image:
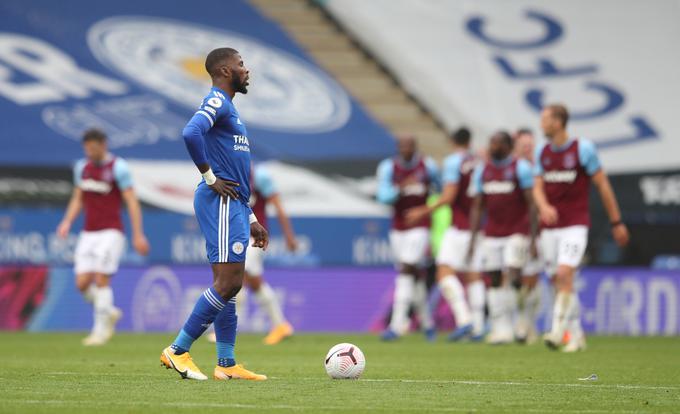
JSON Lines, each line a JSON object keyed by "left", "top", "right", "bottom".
{"left": 192, "top": 86, "right": 252, "bottom": 201}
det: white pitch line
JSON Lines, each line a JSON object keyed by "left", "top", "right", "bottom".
{"left": 3, "top": 399, "right": 478, "bottom": 412}
{"left": 38, "top": 373, "right": 680, "bottom": 391}
{"left": 280, "top": 377, "right": 679, "bottom": 391}
{"left": 1, "top": 400, "right": 652, "bottom": 413}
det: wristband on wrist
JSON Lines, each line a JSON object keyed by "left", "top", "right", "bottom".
{"left": 249, "top": 213, "right": 258, "bottom": 224}
{"left": 610, "top": 220, "right": 623, "bottom": 227}
{"left": 202, "top": 169, "right": 217, "bottom": 185}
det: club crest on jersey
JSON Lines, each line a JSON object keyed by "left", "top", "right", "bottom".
{"left": 232, "top": 242, "right": 244, "bottom": 255}
{"left": 87, "top": 17, "right": 351, "bottom": 133}
{"left": 101, "top": 168, "right": 113, "bottom": 182}
{"left": 564, "top": 153, "right": 577, "bottom": 169}
{"left": 503, "top": 168, "right": 514, "bottom": 180}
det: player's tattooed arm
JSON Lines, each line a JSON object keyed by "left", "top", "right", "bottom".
{"left": 250, "top": 221, "right": 269, "bottom": 250}
{"left": 591, "top": 170, "right": 630, "bottom": 247}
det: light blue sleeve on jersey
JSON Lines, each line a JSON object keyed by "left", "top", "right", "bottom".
{"left": 516, "top": 159, "right": 534, "bottom": 189}
{"left": 578, "top": 139, "right": 602, "bottom": 176}
{"left": 442, "top": 153, "right": 463, "bottom": 184}
{"left": 73, "top": 159, "right": 86, "bottom": 186}
{"left": 376, "top": 158, "right": 399, "bottom": 204}
{"left": 254, "top": 166, "right": 276, "bottom": 198}
{"left": 113, "top": 158, "right": 133, "bottom": 190}
{"left": 425, "top": 157, "right": 441, "bottom": 192}
{"left": 472, "top": 164, "right": 484, "bottom": 195}
{"left": 533, "top": 144, "right": 545, "bottom": 176}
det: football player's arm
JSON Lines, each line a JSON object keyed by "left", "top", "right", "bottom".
{"left": 257, "top": 167, "right": 293, "bottom": 251}
{"left": 57, "top": 188, "right": 82, "bottom": 239}
{"left": 268, "top": 194, "right": 297, "bottom": 252}
{"left": 116, "top": 160, "right": 150, "bottom": 256}
{"left": 466, "top": 166, "right": 484, "bottom": 262}
{"left": 532, "top": 150, "right": 558, "bottom": 225}
{"left": 518, "top": 160, "right": 539, "bottom": 254}
{"left": 582, "top": 144, "right": 629, "bottom": 247}
{"left": 405, "top": 157, "right": 460, "bottom": 225}
{"left": 431, "top": 154, "right": 462, "bottom": 211}
{"left": 182, "top": 107, "right": 240, "bottom": 200}
{"left": 376, "top": 159, "right": 399, "bottom": 205}
{"left": 57, "top": 162, "right": 85, "bottom": 238}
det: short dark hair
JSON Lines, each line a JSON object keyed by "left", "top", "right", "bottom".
{"left": 515, "top": 127, "right": 533, "bottom": 137}
{"left": 82, "top": 128, "right": 107, "bottom": 143}
{"left": 451, "top": 127, "right": 471, "bottom": 146}
{"left": 545, "top": 104, "right": 569, "bottom": 127}
{"left": 205, "top": 48, "right": 240, "bottom": 78}
{"left": 496, "top": 130, "right": 514, "bottom": 149}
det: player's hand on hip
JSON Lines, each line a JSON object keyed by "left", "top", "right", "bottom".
{"left": 209, "top": 178, "right": 240, "bottom": 200}
{"left": 56, "top": 221, "right": 71, "bottom": 239}
{"left": 539, "top": 204, "right": 558, "bottom": 226}
{"left": 611, "top": 223, "right": 630, "bottom": 247}
{"left": 250, "top": 222, "right": 269, "bottom": 250}
{"left": 133, "top": 233, "right": 151, "bottom": 256}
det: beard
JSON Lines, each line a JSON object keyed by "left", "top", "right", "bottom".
{"left": 232, "top": 76, "right": 248, "bottom": 94}
{"left": 490, "top": 151, "right": 506, "bottom": 161}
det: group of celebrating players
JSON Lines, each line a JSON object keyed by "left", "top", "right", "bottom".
{"left": 377, "top": 104, "right": 630, "bottom": 352}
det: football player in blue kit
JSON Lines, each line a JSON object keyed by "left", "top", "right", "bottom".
{"left": 160, "top": 48, "right": 268, "bottom": 381}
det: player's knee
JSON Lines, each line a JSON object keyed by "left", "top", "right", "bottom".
{"left": 489, "top": 271, "right": 503, "bottom": 288}
{"left": 436, "top": 265, "right": 453, "bottom": 281}
{"left": 94, "top": 274, "right": 110, "bottom": 287}
{"left": 214, "top": 279, "right": 242, "bottom": 300}
{"left": 400, "top": 264, "right": 418, "bottom": 276}
{"left": 75, "top": 278, "right": 90, "bottom": 292}
{"left": 246, "top": 275, "right": 261, "bottom": 291}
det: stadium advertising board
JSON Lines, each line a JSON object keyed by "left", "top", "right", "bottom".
{"left": 11, "top": 265, "right": 679, "bottom": 335}
{"left": 0, "top": 208, "right": 393, "bottom": 266}
{"left": 0, "top": 0, "right": 395, "bottom": 166}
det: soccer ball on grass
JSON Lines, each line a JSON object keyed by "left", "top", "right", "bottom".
{"left": 324, "top": 343, "right": 365, "bottom": 379}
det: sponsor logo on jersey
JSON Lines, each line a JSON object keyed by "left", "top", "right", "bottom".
{"left": 543, "top": 170, "right": 578, "bottom": 183}
{"left": 80, "top": 178, "right": 112, "bottom": 194}
{"left": 87, "top": 17, "right": 351, "bottom": 133}
{"left": 401, "top": 182, "right": 427, "bottom": 196}
{"left": 233, "top": 135, "right": 251, "bottom": 152}
{"left": 482, "top": 180, "right": 516, "bottom": 194}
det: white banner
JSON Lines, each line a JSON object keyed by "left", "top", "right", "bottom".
{"left": 325, "top": 0, "right": 680, "bottom": 173}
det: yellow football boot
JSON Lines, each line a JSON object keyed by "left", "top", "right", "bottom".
{"left": 263, "top": 322, "right": 294, "bottom": 345}
{"left": 213, "top": 364, "right": 267, "bottom": 381}
{"left": 160, "top": 346, "right": 208, "bottom": 380}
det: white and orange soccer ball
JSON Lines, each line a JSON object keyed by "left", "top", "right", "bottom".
{"left": 324, "top": 343, "right": 366, "bottom": 379}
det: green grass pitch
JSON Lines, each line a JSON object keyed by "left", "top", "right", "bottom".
{"left": 0, "top": 333, "right": 678, "bottom": 413}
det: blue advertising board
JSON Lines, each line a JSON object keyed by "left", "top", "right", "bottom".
{"left": 0, "top": 208, "right": 393, "bottom": 266}
{"left": 0, "top": 0, "right": 395, "bottom": 165}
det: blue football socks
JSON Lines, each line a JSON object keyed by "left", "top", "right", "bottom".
{"left": 171, "top": 287, "right": 227, "bottom": 354}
